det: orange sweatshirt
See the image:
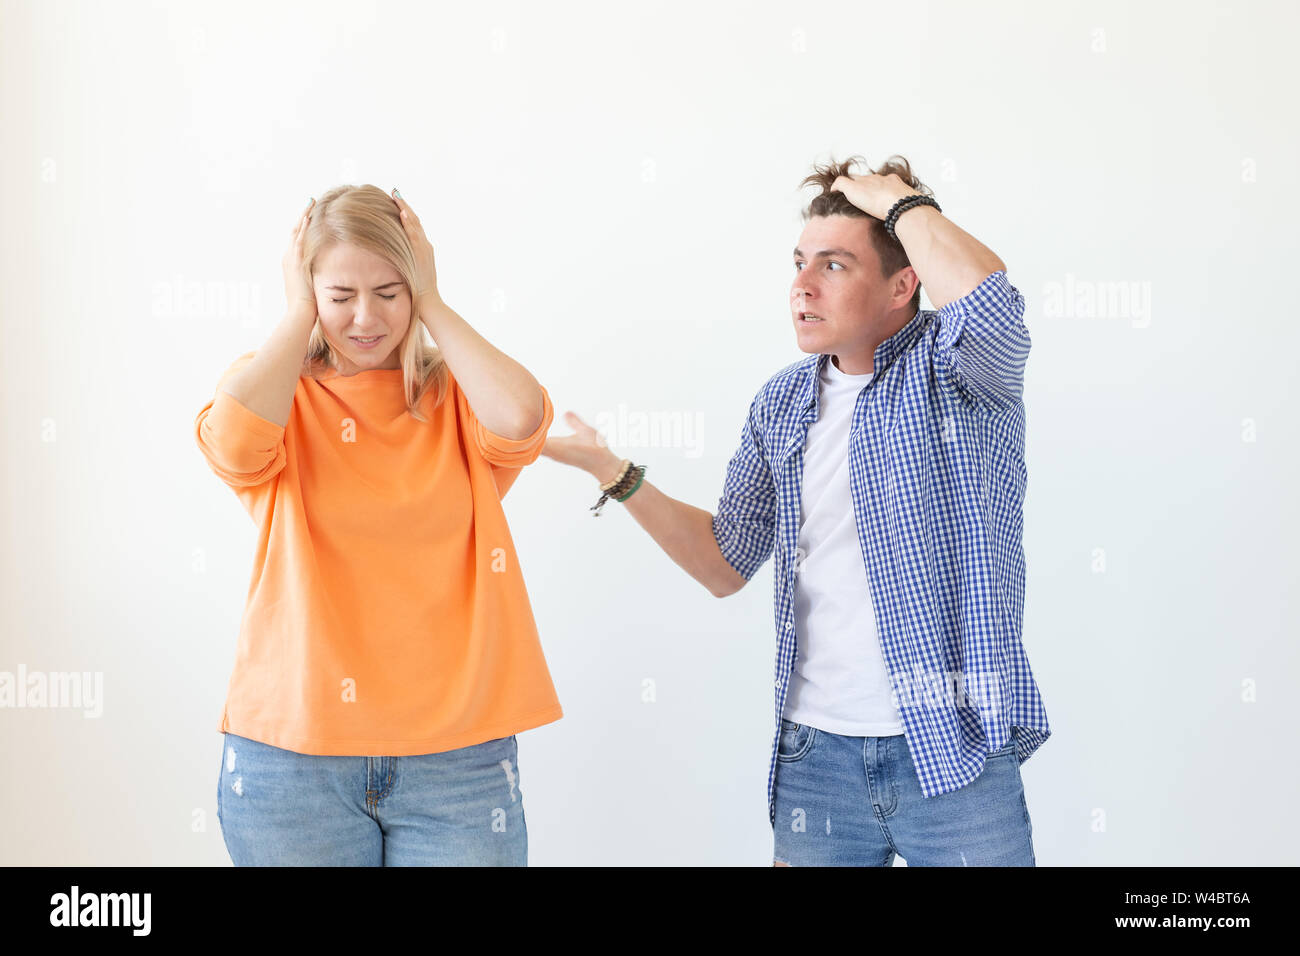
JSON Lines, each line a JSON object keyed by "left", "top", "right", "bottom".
{"left": 194, "top": 351, "right": 562, "bottom": 755}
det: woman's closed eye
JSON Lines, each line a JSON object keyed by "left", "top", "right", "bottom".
{"left": 330, "top": 294, "right": 398, "bottom": 303}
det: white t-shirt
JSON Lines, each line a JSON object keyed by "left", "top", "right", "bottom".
{"left": 782, "top": 354, "right": 905, "bottom": 736}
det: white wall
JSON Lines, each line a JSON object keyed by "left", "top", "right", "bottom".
{"left": 1, "top": 0, "right": 1296, "bottom": 865}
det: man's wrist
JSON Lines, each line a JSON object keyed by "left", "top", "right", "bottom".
{"left": 591, "top": 452, "right": 624, "bottom": 485}
{"left": 890, "top": 200, "right": 941, "bottom": 245}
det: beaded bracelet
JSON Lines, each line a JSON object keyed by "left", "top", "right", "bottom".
{"left": 615, "top": 467, "right": 645, "bottom": 501}
{"left": 600, "top": 458, "right": 633, "bottom": 492}
{"left": 593, "top": 464, "right": 642, "bottom": 512}
{"left": 590, "top": 462, "right": 646, "bottom": 516}
{"left": 884, "top": 194, "right": 941, "bottom": 241}
{"left": 884, "top": 194, "right": 933, "bottom": 230}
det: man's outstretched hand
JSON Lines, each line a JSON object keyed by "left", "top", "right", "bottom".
{"left": 541, "top": 411, "right": 623, "bottom": 484}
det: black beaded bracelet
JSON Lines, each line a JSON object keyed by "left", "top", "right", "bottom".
{"left": 884, "top": 194, "right": 941, "bottom": 241}
{"left": 884, "top": 193, "right": 933, "bottom": 228}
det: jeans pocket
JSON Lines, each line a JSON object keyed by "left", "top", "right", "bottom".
{"left": 987, "top": 729, "right": 1019, "bottom": 758}
{"left": 777, "top": 720, "right": 815, "bottom": 763}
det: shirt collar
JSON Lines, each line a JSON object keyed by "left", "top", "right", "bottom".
{"left": 799, "top": 307, "right": 928, "bottom": 411}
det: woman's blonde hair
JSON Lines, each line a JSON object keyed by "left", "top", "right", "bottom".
{"left": 298, "top": 184, "right": 448, "bottom": 422}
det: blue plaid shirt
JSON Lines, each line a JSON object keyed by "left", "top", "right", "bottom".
{"left": 711, "top": 269, "right": 1052, "bottom": 826}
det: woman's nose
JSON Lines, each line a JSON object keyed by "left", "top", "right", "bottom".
{"left": 352, "top": 306, "right": 382, "bottom": 329}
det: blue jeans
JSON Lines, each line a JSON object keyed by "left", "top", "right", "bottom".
{"left": 216, "top": 732, "right": 528, "bottom": 866}
{"left": 772, "top": 720, "right": 1036, "bottom": 866}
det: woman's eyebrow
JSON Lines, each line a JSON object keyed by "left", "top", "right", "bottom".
{"left": 323, "top": 281, "right": 405, "bottom": 292}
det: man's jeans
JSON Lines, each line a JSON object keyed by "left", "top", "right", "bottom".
{"left": 772, "top": 720, "right": 1036, "bottom": 866}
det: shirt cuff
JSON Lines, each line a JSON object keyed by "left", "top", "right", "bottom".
{"left": 711, "top": 514, "right": 762, "bottom": 581}
{"left": 936, "top": 269, "right": 1021, "bottom": 351}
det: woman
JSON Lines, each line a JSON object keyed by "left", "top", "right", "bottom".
{"left": 194, "top": 185, "right": 560, "bottom": 866}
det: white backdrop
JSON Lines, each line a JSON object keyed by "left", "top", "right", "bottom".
{"left": 2, "top": 0, "right": 1296, "bottom": 866}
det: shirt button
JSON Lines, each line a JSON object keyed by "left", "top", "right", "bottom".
{"left": 785, "top": 623, "right": 793, "bottom": 630}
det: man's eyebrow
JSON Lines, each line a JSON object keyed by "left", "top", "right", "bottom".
{"left": 793, "top": 247, "right": 859, "bottom": 262}
{"left": 322, "top": 281, "right": 406, "bottom": 292}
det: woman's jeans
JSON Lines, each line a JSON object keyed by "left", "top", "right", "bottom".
{"left": 217, "top": 732, "right": 527, "bottom": 866}
{"left": 772, "top": 720, "right": 1036, "bottom": 866}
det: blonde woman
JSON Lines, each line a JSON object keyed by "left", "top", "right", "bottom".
{"left": 195, "top": 186, "right": 559, "bottom": 866}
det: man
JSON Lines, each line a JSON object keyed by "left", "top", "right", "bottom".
{"left": 542, "top": 155, "right": 1051, "bottom": 866}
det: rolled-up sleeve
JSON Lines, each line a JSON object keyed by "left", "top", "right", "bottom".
{"left": 711, "top": 390, "right": 777, "bottom": 581}
{"left": 194, "top": 353, "right": 287, "bottom": 489}
{"left": 933, "top": 269, "right": 1031, "bottom": 407}
{"left": 457, "top": 378, "right": 555, "bottom": 468}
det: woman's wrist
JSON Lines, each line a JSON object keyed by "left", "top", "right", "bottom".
{"left": 285, "top": 303, "right": 318, "bottom": 327}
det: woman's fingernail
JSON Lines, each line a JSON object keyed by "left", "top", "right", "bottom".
{"left": 393, "top": 187, "right": 402, "bottom": 198}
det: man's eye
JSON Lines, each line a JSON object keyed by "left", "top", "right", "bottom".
{"left": 828, "top": 261, "right": 843, "bottom": 270}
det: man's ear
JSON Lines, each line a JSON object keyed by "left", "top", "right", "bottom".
{"left": 893, "top": 267, "right": 919, "bottom": 306}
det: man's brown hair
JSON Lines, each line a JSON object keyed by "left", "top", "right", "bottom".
{"left": 798, "top": 154, "right": 934, "bottom": 314}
